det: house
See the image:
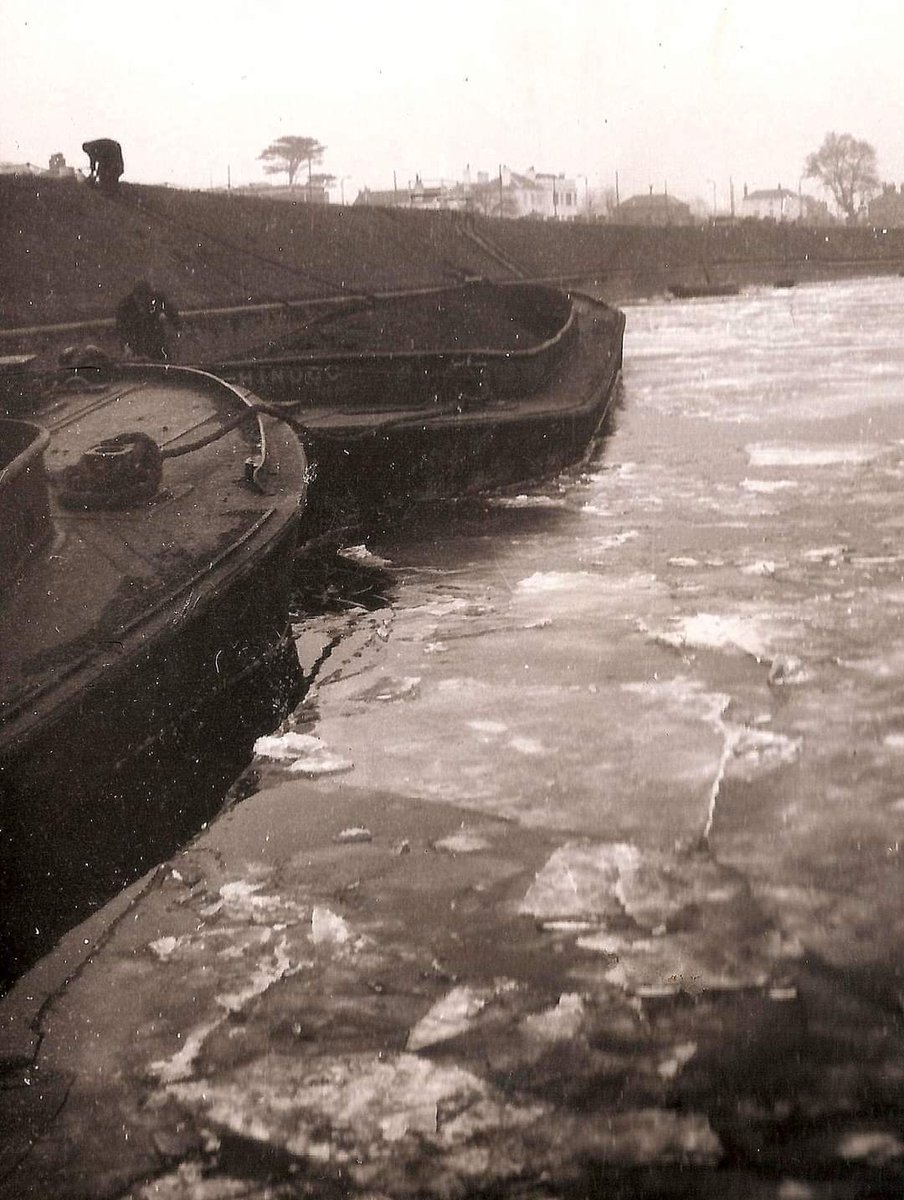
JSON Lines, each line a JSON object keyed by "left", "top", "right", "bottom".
{"left": 868, "top": 183, "right": 904, "bottom": 227}
{"left": 355, "top": 165, "right": 580, "bottom": 220}
{"left": 610, "top": 192, "right": 693, "bottom": 226}
{"left": 356, "top": 175, "right": 458, "bottom": 211}
{"left": 739, "top": 184, "right": 830, "bottom": 224}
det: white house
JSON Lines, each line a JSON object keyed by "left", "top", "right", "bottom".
{"left": 739, "top": 184, "right": 829, "bottom": 223}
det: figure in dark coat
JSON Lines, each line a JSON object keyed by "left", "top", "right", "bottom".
{"left": 115, "top": 281, "right": 182, "bottom": 361}
{"left": 82, "top": 138, "right": 124, "bottom": 196}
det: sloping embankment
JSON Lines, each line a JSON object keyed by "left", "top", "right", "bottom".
{"left": 2, "top": 174, "right": 904, "bottom": 360}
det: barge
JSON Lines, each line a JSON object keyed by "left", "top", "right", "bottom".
{"left": 208, "top": 282, "right": 626, "bottom": 538}
{"left": 0, "top": 363, "right": 307, "bottom": 985}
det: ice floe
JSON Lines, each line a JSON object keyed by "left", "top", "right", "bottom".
{"left": 747, "top": 443, "right": 881, "bottom": 468}
{"left": 434, "top": 832, "right": 492, "bottom": 854}
{"left": 837, "top": 1131, "right": 904, "bottom": 1164}
{"left": 337, "top": 543, "right": 393, "bottom": 568}
{"left": 522, "top": 842, "right": 778, "bottom": 994}
{"left": 521, "top": 993, "right": 586, "bottom": 1041}
{"left": 654, "top": 612, "right": 774, "bottom": 660}
{"left": 516, "top": 570, "right": 594, "bottom": 593}
{"left": 740, "top": 478, "right": 799, "bottom": 493}
{"left": 253, "top": 731, "right": 323, "bottom": 761}
{"left": 488, "top": 493, "right": 567, "bottom": 508}
{"left": 725, "top": 727, "right": 802, "bottom": 782}
{"left": 311, "top": 907, "right": 352, "bottom": 945}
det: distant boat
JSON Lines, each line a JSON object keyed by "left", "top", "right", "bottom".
{"left": 207, "top": 281, "right": 626, "bottom": 539}
{"left": 773, "top": 278, "right": 797, "bottom": 289}
{"left": 667, "top": 282, "right": 740, "bottom": 299}
{"left": 0, "top": 362, "right": 307, "bottom": 985}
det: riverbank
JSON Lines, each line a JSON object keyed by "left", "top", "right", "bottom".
{"left": 3, "top": 175, "right": 904, "bottom": 336}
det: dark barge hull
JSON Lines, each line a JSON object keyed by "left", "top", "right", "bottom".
{"left": 0, "top": 365, "right": 307, "bottom": 985}
{"left": 210, "top": 285, "right": 626, "bottom": 539}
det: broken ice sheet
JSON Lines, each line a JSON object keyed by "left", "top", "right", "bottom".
{"left": 521, "top": 993, "right": 586, "bottom": 1041}
{"left": 169, "top": 1051, "right": 544, "bottom": 1168}
{"left": 407, "top": 982, "right": 518, "bottom": 1051}
{"left": 253, "top": 730, "right": 353, "bottom": 775}
{"left": 311, "top": 906, "right": 351, "bottom": 945}
{"left": 725, "top": 726, "right": 802, "bottom": 782}
{"left": 253, "top": 731, "right": 322, "bottom": 761}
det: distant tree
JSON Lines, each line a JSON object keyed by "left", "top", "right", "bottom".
{"left": 258, "top": 136, "right": 326, "bottom": 188}
{"left": 804, "top": 132, "right": 879, "bottom": 222}
{"left": 307, "top": 172, "right": 336, "bottom": 191}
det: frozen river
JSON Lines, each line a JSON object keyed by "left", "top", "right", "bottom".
{"left": 9, "top": 276, "right": 904, "bottom": 1197}
{"left": 271, "top": 274, "right": 904, "bottom": 1187}
{"left": 302, "top": 275, "right": 904, "bottom": 976}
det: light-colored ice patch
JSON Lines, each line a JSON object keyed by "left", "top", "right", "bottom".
{"left": 335, "top": 827, "right": 372, "bottom": 843}
{"left": 201, "top": 880, "right": 285, "bottom": 920}
{"left": 516, "top": 571, "right": 594, "bottom": 593}
{"left": 655, "top": 612, "right": 773, "bottom": 661}
{"left": 288, "top": 745, "right": 355, "bottom": 776}
{"left": 578, "top": 928, "right": 771, "bottom": 994}
{"left": 169, "top": 1052, "right": 546, "bottom": 1171}
{"left": 837, "top": 1131, "right": 904, "bottom": 1163}
{"left": 747, "top": 443, "right": 881, "bottom": 468}
{"left": 254, "top": 731, "right": 323, "bottom": 761}
{"left": 150, "top": 1021, "right": 219, "bottom": 1084}
{"left": 741, "top": 560, "right": 786, "bottom": 577}
{"left": 882, "top": 733, "right": 904, "bottom": 752}
{"left": 768, "top": 655, "right": 807, "bottom": 685}
{"left": 802, "top": 544, "right": 848, "bottom": 564}
{"left": 658, "top": 1042, "right": 698, "bottom": 1079}
{"left": 407, "top": 981, "right": 518, "bottom": 1052}
{"left": 488, "top": 493, "right": 566, "bottom": 508}
{"left": 216, "top": 936, "right": 294, "bottom": 1013}
{"left": 509, "top": 735, "right": 546, "bottom": 756}
{"left": 337, "top": 543, "right": 392, "bottom": 567}
{"left": 740, "top": 478, "right": 799, "bottom": 493}
{"left": 468, "top": 719, "right": 508, "bottom": 735}
{"left": 407, "top": 986, "right": 491, "bottom": 1051}
{"left": 521, "top": 994, "right": 586, "bottom": 1041}
{"left": 668, "top": 557, "right": 701, "bottom": 568}
{"left": 520, "top": 842, "right": 642, "bottom": 924}
{"left": 149, "top": 935, "right": 183, "bottom": 961}
{"left": 726, "top": 728, "right": 802, "bottom": 782}
{"left": 591, "top": 530, "right": 640, "bottom": 551}
{"left": 434, "top": 832, "right": 492, "bottom": 854}
{"left": 311, "top": 907, "right": 352, "bottom": 945}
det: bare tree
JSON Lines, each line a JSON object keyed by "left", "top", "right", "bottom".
{"left": 804, "top": 132, "right": 879, "bottom": 222}
{"left": 259, "top": 136, "right": 326, "bottom": 188}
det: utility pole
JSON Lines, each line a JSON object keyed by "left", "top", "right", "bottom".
{"left": 615, "top": 170, "right": 620, "bottom": 208}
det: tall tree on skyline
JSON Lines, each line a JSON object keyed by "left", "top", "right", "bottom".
{"left": 804, "top": 132, "right": 879, "bottom": 222}
{"left": 258, "top": 136, "right": 326, "bottom": 188}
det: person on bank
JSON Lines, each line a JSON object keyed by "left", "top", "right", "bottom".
{"left": 115, "top": 281, "right": 182, "bottom": 361}
{"left": 82, "top": 138, "right": 124, "bottom": 196}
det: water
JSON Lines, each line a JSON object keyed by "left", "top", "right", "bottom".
{"left": 273, "top": 276, "right": 904, "bottom": 1075}
{"left": 293, "top": 277, "right": 904, "bottom": 980}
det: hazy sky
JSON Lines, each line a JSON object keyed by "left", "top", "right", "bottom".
{"left": 4, "top": 0, "right": 903, "bottom": 210}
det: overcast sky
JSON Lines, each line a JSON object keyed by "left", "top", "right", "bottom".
{"left": 3, "top": 0, "right": 903, "bottom": 210}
